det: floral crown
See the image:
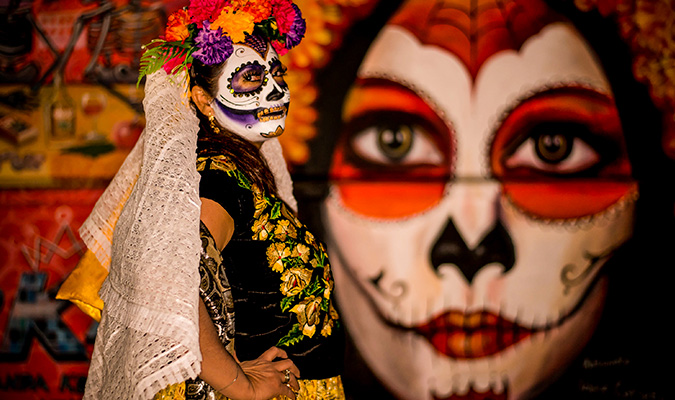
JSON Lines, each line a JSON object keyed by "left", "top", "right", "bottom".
{"left": 138, "top": 0, "right": 306, "bottom": 84}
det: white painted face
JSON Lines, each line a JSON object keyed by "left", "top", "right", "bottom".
{"left": 324, "top": 22, "right": 637, "bottom": 400}
{"left": 213, "top": 41, "right": 290, "bottom": 142}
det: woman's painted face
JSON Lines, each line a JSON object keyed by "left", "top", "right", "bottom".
{"left": 324, "top": 1, "right": 637, "bottom": 399}
{"left": 213, "top": 41, "right": 290, "bottom": 142}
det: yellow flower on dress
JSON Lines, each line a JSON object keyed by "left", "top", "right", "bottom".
{"left": 322, "top": 263, "right": 333, "bottom": 298}
{"left": 304, "top": 230, "right": 316, "bottom": 247}
{"left": 212, "top": 7, "right": 255, "bottom": 43}
{"left": 281, "top": 204, "right": 302, "bottom": 227}
{"left": 252, "top": 213, "right": 273, "bottom": 240}
{"left": 266, "top": 243, "right": 291, "bottom": 273}
{"left": 320, "top": 314, "right": 333, "bottom": 337}
{"left": 274, "top": 219, "right": 297, "bottom": 241}
{"left": 292, "top": 243, "right": 310, "bottom": 263}
{"left": 320, "top": 302, "right": 339, "bottom": 337}
{"left": 280, "top": 267, "right": 313, "bottom": 296}
{"left": 290, "top": 295, "right": 322, "bottom": 338}
{"left": 252, "top": 187, "right": 267, "bottom": 219}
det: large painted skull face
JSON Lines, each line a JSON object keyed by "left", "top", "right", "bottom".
{"left": 323, "top": 0, "right": 637, "bottom": 399}
{"left": 213, "top": 38, "right": 290, "bottom": 142}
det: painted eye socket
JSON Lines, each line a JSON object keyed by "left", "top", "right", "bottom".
{"left": 504, "top": 122, "right": 600, "bottom": 175}
{"left": 491, "top": 88, "right": 635, "bottom": 220}
{"left": 269, "top": 59, "right": 288, "bottom": 89}
{"left": 350, "top": 122, "right": 443, "bottom": 166}
{"left": 229, "top": 61, "right": 267, "bottom": 95}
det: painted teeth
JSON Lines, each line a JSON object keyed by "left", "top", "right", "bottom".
{"left": 257, "top": 105, "right": 287, "bottom": 122}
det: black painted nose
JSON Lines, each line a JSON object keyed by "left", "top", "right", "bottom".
{"left": 430, "top": 219, "right": 515, "bottom": 283}
{"left": 266, "top": 85, "right": 284, "bottom": 101}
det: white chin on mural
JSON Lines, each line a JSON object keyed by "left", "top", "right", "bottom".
{"left": 324, "top": 190, "right": 610, "bottom": 400}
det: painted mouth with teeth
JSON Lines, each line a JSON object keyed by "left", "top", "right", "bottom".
{"left": 414, "top": 310, "right": 535, "bottom": 359}
{"left": 256, "top": 105, "right": 287, "bottom": 122}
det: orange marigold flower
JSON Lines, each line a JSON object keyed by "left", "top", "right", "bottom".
{"left": 237, "top": 0, "right": 273, "bottom": 22}
{"left": 212, "top": 7, "right": 256, "bottom": 43}
{"left": 165, "top": 9, "right": 191, "bottom": 42}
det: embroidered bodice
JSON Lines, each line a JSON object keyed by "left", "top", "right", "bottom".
{"left": 197, "top": 153, "right": 343, "bottom": 380}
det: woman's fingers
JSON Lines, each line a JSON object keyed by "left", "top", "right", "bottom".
{"left": 274, "top": 358, "right": 301, "bottom": 378}
{"left": 260, "top": 346, "right": 288, "bottom": 361}
{"left": 287, "top": 372, "right": 300, "bottom": 392}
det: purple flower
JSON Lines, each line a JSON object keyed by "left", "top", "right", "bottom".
{"left": 192, "top": 21, "right": 233, "bottom": 65}
{"left": 285, "top": 3, "right": 305, "bottom": 49}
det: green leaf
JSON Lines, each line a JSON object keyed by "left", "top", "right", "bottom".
{"left": 280, "top": 296, "right": 296, "bottom": 312}
{"left": 271, "top": 202, "right": 281, "bottom": 219}
{"left": 277, "top": 324, "right": 305, "bottom": 347}
{"left": 137, "top": 41, "right": 192, "bottom": 87}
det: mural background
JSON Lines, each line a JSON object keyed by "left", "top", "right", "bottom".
{"left": 0, "top": 0, "right": 672, "bottom": 399}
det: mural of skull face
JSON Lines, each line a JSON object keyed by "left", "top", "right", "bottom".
{"left": 323, "top": 0, "right": 637, "bottom": 399}
{"left": 213, "top": 39, "right": 290, "bottom": 142}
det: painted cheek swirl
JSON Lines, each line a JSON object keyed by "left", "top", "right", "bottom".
{"left": 491, "top": 87, "right": 637, "bottom": 219}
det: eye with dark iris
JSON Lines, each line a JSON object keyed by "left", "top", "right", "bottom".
{"left": 377, "top": 125, "right": 414, "bottom": 161}
{"left": 536, "top": 132, "right": 572, "bottom": 164}
{"left": 229, "top": 61, "right": 266, "bottom": 95}
{"left": 504, "top": 121, "right": 606, "bottom": 175}
{"left": 269, "top": 59, "right": 288, "bottom": 89}
{"left": 345, "top": 114, "right": 444, "bottom": 168}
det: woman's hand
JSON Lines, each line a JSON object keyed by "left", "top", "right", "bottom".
{"left": 233, "top": 347, "right": 301, "bottom": 400}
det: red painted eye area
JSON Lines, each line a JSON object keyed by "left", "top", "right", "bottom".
{"left": 491, "top": 87, "right": 636, "bottom": 219}
{"left": 329, "top": 79, "right": 452, "bottom": 218}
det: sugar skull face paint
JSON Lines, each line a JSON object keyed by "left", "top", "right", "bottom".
{"left": 213, "top": 39, "right": 290, "bottom": 142}
{"left": 323, "top": 0, "right": 637, "bottom": 399}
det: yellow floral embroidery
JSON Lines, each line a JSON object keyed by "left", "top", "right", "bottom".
{"left": 197, "top": 155, "right": 237, "bottom": 173}
{"left": 304, "top": 230, "right": 316, "bottom": 247}
{"left": 290, "top": 295, "right": 322, "bottom": 338}
{"left": 153, "top": 382, "right": 185, "bottom": 400}
{"left": 252, "top": 186, "right": 267, "bottom": 219}
{"left": 292, "top": 243, "right": 310, "bottom": 263}
{"left": 322, "top": 263, "right": 334, "bottom": 299}
{"left": 280, "top": 267, "right": 313, "bottom": 296}
{"left": 321, "top": 314, "right": 333, "bottom": 337}
{"left": 281, "top": 204, "right": 302, "bottom": 227}
{"left": 266, "top": 243, "right": 291, "bottom": 273}
{"left": 274, "top": 219, "right": 297, "bottom": 241}
{"left": 252, "top": 213, "right": 274, "bottom": 240}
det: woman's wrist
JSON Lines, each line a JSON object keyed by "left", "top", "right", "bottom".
{"left": 216, "top": 366, "right": 239, "bottom": 392}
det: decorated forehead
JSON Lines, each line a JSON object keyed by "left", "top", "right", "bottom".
{"left": 138, "top": 0, "right": 306, "bottom": 84}
{"left": 241, "top": 34, "right": 272, "bottom": 60}
{"left": 389, "top": 0, "right": 563, "bottom": 79}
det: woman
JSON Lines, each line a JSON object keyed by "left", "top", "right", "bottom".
{"left": 58, "top": 1, "right": 344, "bottom": 399}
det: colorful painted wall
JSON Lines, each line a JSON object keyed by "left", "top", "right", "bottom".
{"left": 1, "top": 1, "right": 672, "bottom": 399}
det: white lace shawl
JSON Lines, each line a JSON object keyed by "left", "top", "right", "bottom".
{"left": 80, "top": 70, "right": 296, "bottom": 400}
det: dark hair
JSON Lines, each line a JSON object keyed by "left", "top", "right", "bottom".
{"left": 189, "top": 58, "right": 278, "bottom": 195}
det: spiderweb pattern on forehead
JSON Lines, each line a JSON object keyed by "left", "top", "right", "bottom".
{"left": 388, "top": 0, "right": 562, "bottom": 79}
{"left": 245, "top": 35, "right": 270, "bottom": 59}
